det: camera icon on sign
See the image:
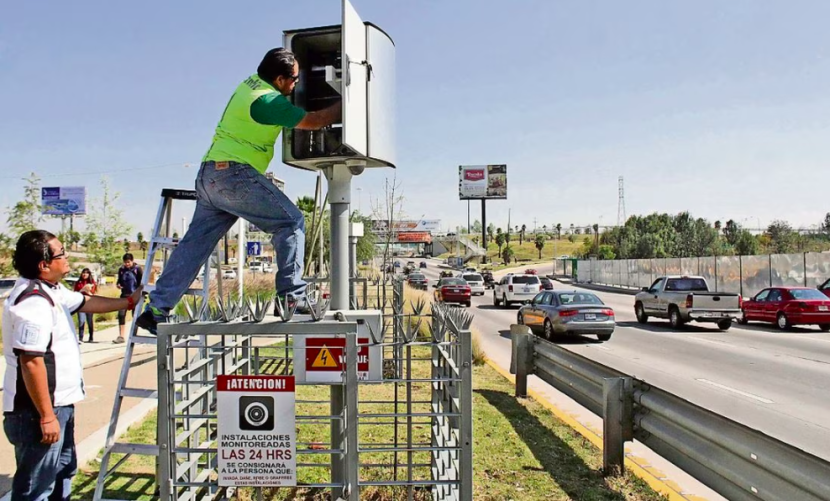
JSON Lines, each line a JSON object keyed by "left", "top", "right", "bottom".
{"left": 239, "top": 395, "right": 275, "bottom": 431}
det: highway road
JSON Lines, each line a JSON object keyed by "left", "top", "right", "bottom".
{"left": 414, "top": 258, "right": 830, "bottom": 463}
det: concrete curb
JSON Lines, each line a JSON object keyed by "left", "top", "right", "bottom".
{"left": 551, "top": 278, "right": 640, "bottom": 296}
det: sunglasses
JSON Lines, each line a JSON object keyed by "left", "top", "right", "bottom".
{"left": 51, "top": 248, "right": 67, "bottom": 260}
{"left": 285, "top": 74, "right": 300, "bottom": 82}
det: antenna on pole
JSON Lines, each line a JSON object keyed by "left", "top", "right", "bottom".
{"left": 617, "top": 176, "right": 626, "bottom": 227}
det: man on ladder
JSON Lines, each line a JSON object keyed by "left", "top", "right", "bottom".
{"left": 137, "top": 47, "right": 340, "bottom": 334}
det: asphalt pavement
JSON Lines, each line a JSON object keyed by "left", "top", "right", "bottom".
{"left": 416, "top": 257, "right": 830, "bottom": 498}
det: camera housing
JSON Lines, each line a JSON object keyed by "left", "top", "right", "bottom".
{"left": 239, "top": 395, "right": 275, "bottom": 431}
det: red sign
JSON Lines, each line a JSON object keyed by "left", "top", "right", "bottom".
{"left": 464, "top": 169, "right": 485, "bottom": 181}
{"left": 305, "top": 337, "right": 369, "bottom": 373}
{"left": 397, "top": 232, "right": 432, "bottom": 243}
{"left": 216, "top": 375, "right": 295, "bottom": 392}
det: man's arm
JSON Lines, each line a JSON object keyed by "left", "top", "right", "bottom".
{"left": 294, "top": 101, "right": 342, "bottom": 130}
{"left": 19, "top": 356, "right": 60, "bottom": 444}
{"left": 80, "top": 287, "right": 143, "bottom": 313}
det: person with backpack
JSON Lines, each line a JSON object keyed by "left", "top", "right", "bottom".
{"left": 114, "top": 253, "right": 142, "bottom": 343}
{"left": 72, "top": 268, "right": 97, "bottom": 342}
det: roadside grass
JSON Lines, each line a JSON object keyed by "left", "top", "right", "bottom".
{"left": 73, "top": 351, "right": 665, "bottom": 501}
{"left": 438, "top": 238, "right": 583, "bottom": 268}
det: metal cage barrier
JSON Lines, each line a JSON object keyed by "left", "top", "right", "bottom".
{"left": 510, "top": 325, "right": 830, "bottom": 501}
{"left": 154, "top": 277, "right": 473, "bottom": 501}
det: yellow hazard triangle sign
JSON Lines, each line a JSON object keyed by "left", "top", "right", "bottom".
{"left": 312, "top": 345, "right": 339, "bottom": 368}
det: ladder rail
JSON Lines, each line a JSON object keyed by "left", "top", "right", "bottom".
{"left": 94, "top": 189, "right": 212, "bottom": 501}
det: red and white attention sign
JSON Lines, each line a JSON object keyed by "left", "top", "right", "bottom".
{"left": 305, "top": 337, "right": 370, "bottom": 381}
{"left": 217, "top": 376, "right": 296, "bottom": 487}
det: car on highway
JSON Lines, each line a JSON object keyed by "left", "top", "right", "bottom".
{"left": 459, "top": 272, "right": 485, "bottom": 296}
{"left": 221, "top": 268, "right": 237, "bottom": 280}
{"left": 518, "top": 290, "right": 615, "bottom": 342}
{"left": 419, "top": 261, "right": 427, "bottom": 269}
{"left": 407, "top": 273, "right": 428, "bottom": 290}
{"left": 493, "top": 273, "right": 542, "bottom": 308}
{"left": 433, "top": 277, "right": 471, "bottom": 307}
{"left": 539, "top": 277, "right": 554, "bottom": 290}
{"left": 394, "top": 261, "right": 401, "bottom": 268}
{"left": 248, "top": 262, "right": 264, "bottom": 273}
{"left": 818, "top": 278, "right": 830, "bottom": 298}
{"left": 440, "top": 270, "right": 455, "bottom": 279}
{"left": 0, "top": 277, "right": 16, "bottom": 300}
{"left": 525, "top": 268, "right": 537, "bottom": 275}
{"left": 739, "top": 287, "right": 830, "bottom": 331}
{"left": 481, "top": 271, "right": 495, "bottom": 289}
{"left": 634, "top": 276, "right": 741, "bottom": 330}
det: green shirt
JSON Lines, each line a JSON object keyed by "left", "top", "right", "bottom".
{"left": 250, "top": 93, "right": 306, "bottom": 128}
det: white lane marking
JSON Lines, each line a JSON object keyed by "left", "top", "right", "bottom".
{"left": 591, "top": 345, "right": 612, "bottom": 351}
{"left": 695, "top": 378, "right": 774, "bottom": 404}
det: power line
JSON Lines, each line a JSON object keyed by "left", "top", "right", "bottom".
{"left": 0, "top": 162, "right": 197, "bottom": 180}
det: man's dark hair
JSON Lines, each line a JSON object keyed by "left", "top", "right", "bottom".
{"left": 123, "top": 253, "right": 134, "bottom": 262}
{"left": 257, "top": 48, "right": 296, "bottom": 83}
{"left": 13, "top": 230, "right": 57, "bottom": 280}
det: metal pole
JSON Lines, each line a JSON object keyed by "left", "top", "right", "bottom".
{"left": 238, "top": 219, "right": 245, "bottom": 301}
{"left": 459, "top": 330, "right": 474, "bottom": 501}
{"left": 481, "top": 199, "right": 487, "bottom": 263}
{"left": 510, "top": 325, "right": 531, "bottom": 397}
{"left": 349, "top": 233, "right": 358, "bottom": 308}
{"left": 603, "top": 377, "right": 626, "bottom": 475}
{"left": 157, "top": 330, "right": 171, "bottom": 500}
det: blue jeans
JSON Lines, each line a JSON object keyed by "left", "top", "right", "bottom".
{"left": 76, "top": 312, "right": 93, "bottom": 338}
{"left": 3, "top": 406, "right": 76, "bottom": 501}
{"left": 149, "top": 161, "right": 307, "bottom": 313}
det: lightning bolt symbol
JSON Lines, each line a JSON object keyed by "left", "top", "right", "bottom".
{"left": 321, "top": 351, "right": 328, "bottom": 364}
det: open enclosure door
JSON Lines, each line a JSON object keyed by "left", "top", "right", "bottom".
{"left": 342, "top": 0, "right": 368, "bottom": 157}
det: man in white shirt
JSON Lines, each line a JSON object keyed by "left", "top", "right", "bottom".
{"left": 2, "top": 230, "right": 143, "bottom": 500}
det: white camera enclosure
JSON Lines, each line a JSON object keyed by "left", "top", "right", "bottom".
{"left": 282, "top": 0, "right": 396, "bottom": 171}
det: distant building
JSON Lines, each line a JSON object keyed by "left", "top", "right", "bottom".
{"left": 264, "top": 172, "right": 285, "bottom": 192}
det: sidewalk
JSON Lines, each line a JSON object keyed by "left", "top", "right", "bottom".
{"left": 0, "top": 324, "right": 158, "bottom": 499}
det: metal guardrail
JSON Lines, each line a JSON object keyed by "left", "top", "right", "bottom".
{"left": 510, "top": 324, "right": 830, "bottom": 501}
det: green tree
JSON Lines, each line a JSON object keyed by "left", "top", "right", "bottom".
{"left": 821, "top": 213, "right": 830, "bottom": 240}
{"left": 519, "top": 224, "right": 526, "bottom": 245}
{"left": 501, "top": 245, "right": 514, "bottom": 264}
{"left": 85, "top": 177, "right": 133, "bottom": 274}
{"left": 534, "top": 234, "right": 545, "bottom": 258}
{"left": 487, "top": 223, "right": 495, "bottom": 243}
{"left": 123, "top": 240, "right": 131, "bottom": 253}
{"left": 495, "top": 231, "right": 505, "bottom": 258}
{"left": 6, "top": 172, "right": 43, "bottom": 236}
{"left": 555, "top": 223, "right": 562, "bottom": 240}
{"left": 137, "top": 231, "right": 147, "bottom": 258}
{"left": 723, "top": 219, "right": 741, "bottom": 246}
{"left": 296, "top": 196, "right": 316, "bottom": 214}
{"left": 735, "top": 230, "right": 759, "bottom": 256}
{"left": 471, "top": 219, "right": 483, "bottom": 234}
{"left": 765, "top": 220, "right": 797, "bottom": 254}
{"left": 350, "top": 211, "right": 376, "bottom": 263}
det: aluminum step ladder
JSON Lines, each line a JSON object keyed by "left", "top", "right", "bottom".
{"left": 93, "top": 188, "right": 210, "bottom": 501}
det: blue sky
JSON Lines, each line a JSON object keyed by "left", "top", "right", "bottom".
{"left": 2, "top": 0, "right": 830, "bottom": 238}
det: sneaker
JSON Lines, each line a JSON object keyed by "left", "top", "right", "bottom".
{"left": 136, "top": 306, "right": 166, "bottom": 335}
{"left": 275, "top": 294, "right": 312, "bottom": 316}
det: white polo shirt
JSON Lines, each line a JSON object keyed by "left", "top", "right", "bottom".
{"left": 2, "top": 278, "right": 86, "bottom": 413}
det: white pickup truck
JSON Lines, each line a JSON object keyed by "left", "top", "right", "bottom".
{"left": 634, "top": 276, "right": 742, "bottom": 331}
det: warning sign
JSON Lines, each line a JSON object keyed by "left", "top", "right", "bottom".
{"left": 216, "top": 376, "right": 296, "bottom": 487}
{"left": 305, "top": 337, "right": 370, "bottom": 377}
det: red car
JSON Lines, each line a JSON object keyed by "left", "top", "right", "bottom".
{"left": 819, "top": 278, "right": 830, "bottom": 298}
{"left": 433, "top": 277, "right": 471, "bottom": 307}
{"left": 525, "top": 268, "right": 538, "bottom": 275}
{"left": 739, "top": 287, "right": 830, "bottom": 331}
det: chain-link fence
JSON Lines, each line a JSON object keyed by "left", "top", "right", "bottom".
{"left": 577, "top": 252, "right": 830, "bottom": 298}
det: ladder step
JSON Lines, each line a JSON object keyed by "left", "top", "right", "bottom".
{"left": 110, "top": 442, "right": 159, "bottom": 456}
{"left": 120, "top": 388, "right": 157, "bottom": 399}
{"left": 131, "top": 335, "right": 158, "bottom": 345}
{"left": 161, "top": 188, "right": 198, "bottom": 200}
{"left": 143, "top": 284, "right": 205, "bottom": 296}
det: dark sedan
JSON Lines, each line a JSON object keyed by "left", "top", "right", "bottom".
{"left": 518, "top": 290, "right": 615, "bottom": 342}
{"left": 407, "top": 273, "right": 428, "bottom": 290}
{"left": 539, "top": 277, "right": 554, "bottom": 290}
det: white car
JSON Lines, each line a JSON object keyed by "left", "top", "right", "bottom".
{"left": 249, "top": 262, "right": 264, "bottom": 273}
{"left": 460, "top": 272, "right": 485, "bottom": 296}
{"left": 493, "top": 273, "right": 542, "bottom": 308}
{"left": 262, "top": 262, "right": 274, "bottom": 273}
{"left": 221, "top": 269, "right": 237, "bottom": 280}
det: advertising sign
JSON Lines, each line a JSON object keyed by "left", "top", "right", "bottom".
{"left": 41, "top": 186, "right": 87, "bottom": 215}
{"left": 396, "top": 232, "right": 432, "bottom": 243}
{"left": 217, "top": 376, "right": 296, "bottom": 487}
{"left": 305, "top": 337, "right": 370, "bottom": 382}
{"left": 371, "top": 220, "right": 441, "bottom": 233}
{"left": 458, "top": 165, "right": 507, "bottom": 200}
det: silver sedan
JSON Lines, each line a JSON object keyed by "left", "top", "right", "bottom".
{"left": 517, "top": 290, "right": 615, "bottom": 342}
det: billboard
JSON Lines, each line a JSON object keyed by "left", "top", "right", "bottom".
{"left": 371, "top": 220, "right": 441, "bottom": 233}
{"left": 458, "top": 164, "right": 507, "bottom": 200}
{"left": 396, "top": 232, "right": 432, "bottom": 243}
{"left": 41, "top": 186, "right": 86, "bottom": 216}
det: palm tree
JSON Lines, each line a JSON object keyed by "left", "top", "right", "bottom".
{"left": 296, "top": 196, "right": 317, "bottom": 214}
{"left": 555, "top": 223, "right": 562, "bottom": 240}
{"left": 520, "top": 224, "right": 526, "bottom": 246}
{"left": 534, "top": 234, "right": 545, "bottom": 258}
{"left": 495, "top": 232, "right": 505, "bottom": 258}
